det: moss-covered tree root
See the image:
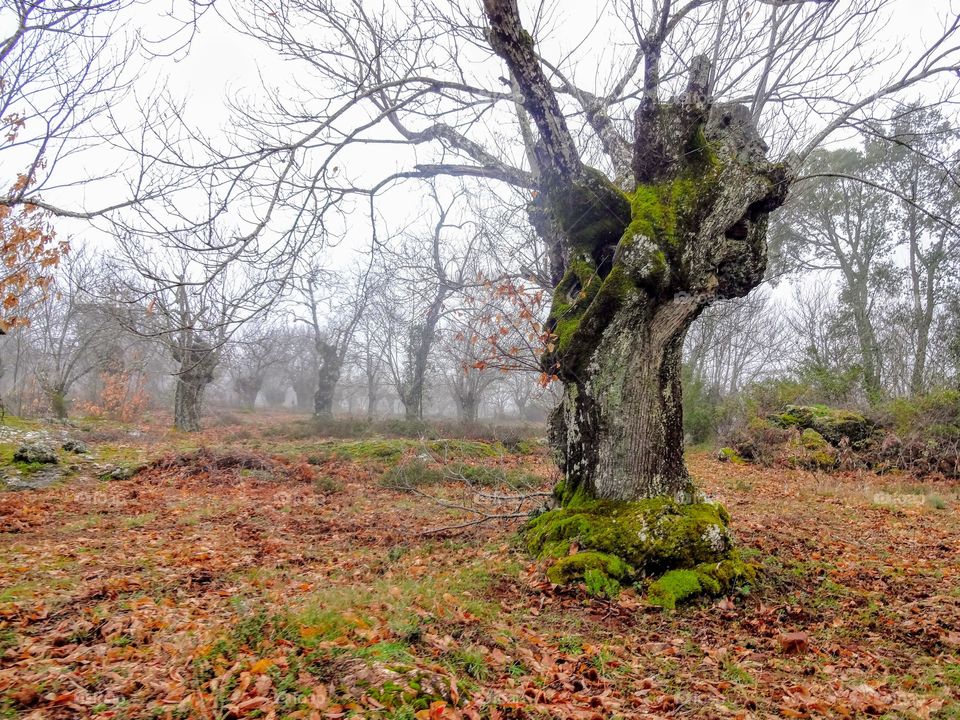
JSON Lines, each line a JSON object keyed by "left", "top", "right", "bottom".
{"left": 525, "top": 497, "right": 755, "bottom": 609}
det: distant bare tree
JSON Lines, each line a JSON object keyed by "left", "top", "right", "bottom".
{"left": 372, "top": 190, "right": 482, "bottom": 421}
{"left": 439, "top": 321, "right": 499, "bottom": 424}
{"left": 229, "top": 324, "right": 284, "bottom": 410}
{"left": 291, "top": 262, "right": 373, "bottom": 418}
{"left": 353, "top": 315, "right": 386, "bottom": 421}
{"left": 30, "top": 249, "right": 113, "bottom": 418}
{"left": 111, "top": 228, "right": 277, "bottom": 431}
{"left": 685, "top": 289, "right": 792, "bottom": 396}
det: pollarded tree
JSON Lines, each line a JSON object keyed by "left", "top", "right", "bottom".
{"left": 112, "top": 234, "right": 275, "bottom": 432}
{"left": 212, "top": 0, "right": 960, "bottom": 591}
{"left": 291, "top": 262, "right": 373, "bottom": 419}
{"left": 229, "top": 324, "right": 285, "bottom": 410}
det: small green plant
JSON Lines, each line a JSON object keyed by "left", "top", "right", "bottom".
{"left": 109, "top": 634, "right": 134, "bottom": 647}
{"left": 926, "top": 494, "right": 947, "bottom": 510}
{"left": 313, "top": 474, "right": 342, "bottom": 493}
{"left": 722, "top": 658, "right": 756, "bottom": 685}
{"left": 385, "top": 708, "right": 417, "bottom": 720}
{"left": 122, "top": 512, "right": 156, "bottom": 529}
{"left": 447, "top": 646, "right": 490, "bottom": 680}
{"left": 507, "top": 660, "right": 527, "bottom": 678}
{"left": 354, "top": 640, "right": 414, "bottom": 663}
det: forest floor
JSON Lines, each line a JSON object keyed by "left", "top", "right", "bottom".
{"left": 0, "top": 412, "right": 958, "bottom": 720}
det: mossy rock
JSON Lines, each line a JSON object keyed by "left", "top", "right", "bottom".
{"left": 770, "top": 405, "right": 877, "bottom": 446}
{"left": 785, "top": 428, "right": 838, "bottom": 470}
{"left": 13, "top": 443, "right": 58, "bottom": 465}
{"left": 799, "top": 428, "right": 828, "bottom": 450}
{"left": 335, "top": 657, "right": 455, "bottom": 712}
{"left": 647, "top": 558, "right": 756, "bottom": 611}
{"left": 716, "top": 447, "right": 745, "bottom": 464}
{"left": 526, "top": 498, "right": 734, "bottom": 580}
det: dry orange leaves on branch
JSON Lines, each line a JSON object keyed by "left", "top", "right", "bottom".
{"left": 0, "top": 172, "right": 68, "bottom": 332}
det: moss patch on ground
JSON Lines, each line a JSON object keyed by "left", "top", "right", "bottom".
{"left": 647, "top": 559, "right": 756, "bottom": 611}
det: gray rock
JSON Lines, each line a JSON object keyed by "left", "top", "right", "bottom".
{"left": 104, "top": 465, "right": 139, "bottom": 481}
{"left": 62, "top": 439, "right": 90, "bottom": 454}
{"left": 13, "top": 443, "right": 58, "bottom": 465}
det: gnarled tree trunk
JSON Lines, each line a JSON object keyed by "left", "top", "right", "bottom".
{"left": 455, "top": 390, "right": 480, "bottom": 424}
{"left": 173, "top": 341, "right": 217, "bottom": 432}
{"left": 477, "top": 1, "right": 794, "bottom": 599}
{"left": 551, "top": 301, "right": 700, "bottom": 502}
{"left": 534, "top": 98, "right": 789, "bottom": 503}
{"left": 313, "top": 341, "right": 342, "bottom": 419}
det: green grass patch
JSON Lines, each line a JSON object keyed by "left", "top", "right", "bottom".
{"left": 122, "top": 512, "right": 157, "bottom": 529}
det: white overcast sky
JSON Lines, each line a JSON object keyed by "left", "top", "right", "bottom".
{"left": 16, "top": 0, "right": 960, "bottom": 282}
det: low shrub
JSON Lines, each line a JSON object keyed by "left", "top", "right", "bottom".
{"left": 380, "top": 459, "right": 445, "bottom": 490}
{"left": 723, "top": 392, "right": 960, "bottom": 479}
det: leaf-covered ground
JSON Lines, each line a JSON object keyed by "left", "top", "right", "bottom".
{"left": 0, "top": 414, "right": 958, "bottom": 719}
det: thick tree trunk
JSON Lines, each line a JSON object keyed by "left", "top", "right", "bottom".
{"left": 313, "top": 343, "right": 341, "bottom": 419}
{"left": 366, "top": 390, "right": 379, "bottom": 420}
{"left": 234, "top": 376, "right": 261, "bottom": 410}
{"left": 49, "top": 388, "right": 68, "bottom": 420}
{"left": 456, "top": 392, "right": 479, "bottom": 424}
{"left": 403, "top": 396, "right": 421, "bottom": 422}
{"left": 172, "top": 341, "right": 217, "bottom": 432}
{"left": 174, "top": 376, "right": 207, "bottom": 432}
{"left": 551, "top": 301, "right": 701, "bottom": 502}
{"left": 314, "top": 379, "right": 337, "bottom": 418}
